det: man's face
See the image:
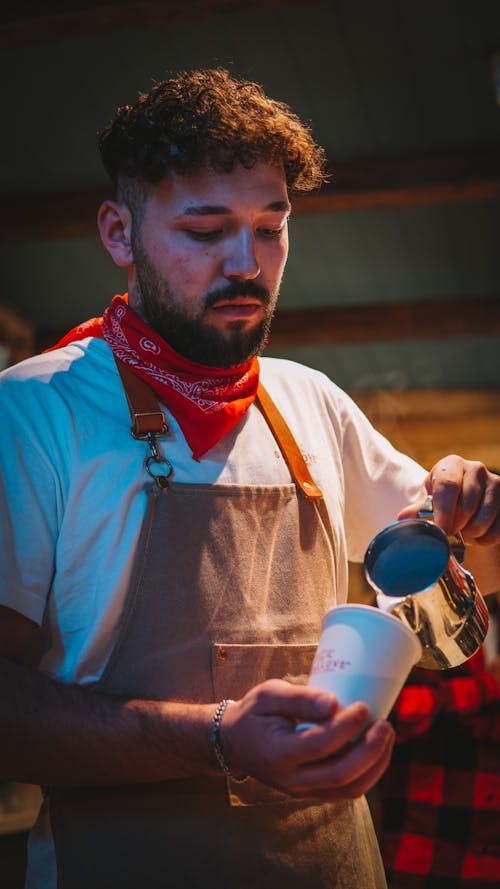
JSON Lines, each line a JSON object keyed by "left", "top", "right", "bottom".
{"left": 128, "top": 164, "right": 290, "bottom": 367}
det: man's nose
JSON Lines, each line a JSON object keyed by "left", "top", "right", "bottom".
{"left": 223, "top": 230, "right": 260, "bottom": 280}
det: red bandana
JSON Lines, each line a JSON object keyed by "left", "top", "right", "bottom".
{"left": 47, "top": 294, "right": 260, "bottom": 460}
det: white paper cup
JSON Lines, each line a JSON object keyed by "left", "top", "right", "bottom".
{"left": 298, "top": 603, "right": 422, "bottom": 730}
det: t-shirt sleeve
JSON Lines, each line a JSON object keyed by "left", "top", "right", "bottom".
{"left": 337, "top": 390, "right": 427, "bottom": 562}
{"left": 0, "top": 376, "right": 61, "bottom": 625}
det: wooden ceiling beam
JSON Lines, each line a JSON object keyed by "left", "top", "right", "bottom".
{"left": 1, "top": 187, "right": 110, "bottom": 244}
{"left": 295, "top": 149, "right": 500, "bottom": 213}
{"left": 2, "top": 149, "right": 499, "bottom": 245}
{"left": 268, "top": 295, "right": 500, "bottom": 347}
{"left": 0, "top": 0, "right": 311, "bottom": 47}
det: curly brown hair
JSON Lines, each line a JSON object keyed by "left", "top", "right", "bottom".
{"left": 98, "top": 68, "right": 327, "bottom": 198}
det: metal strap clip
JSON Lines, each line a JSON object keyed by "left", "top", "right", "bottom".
{"left": 131, "top": 415, "right": 173, "bottom": 490}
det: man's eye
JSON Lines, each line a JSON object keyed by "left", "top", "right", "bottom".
{"left": 185, "top": 229, "right": 222, "bottom": 241}
{"left": 258, "top": 226, "right": 285, "bottom": 238}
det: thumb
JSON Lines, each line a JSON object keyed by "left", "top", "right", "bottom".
{"left": 397, "top": 485, "right": 431, "bottom": 521}
{"left": 255, "top": 679, "right": 339, "bottom": 722}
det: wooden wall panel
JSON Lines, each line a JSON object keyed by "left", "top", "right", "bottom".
{"left": 352, "top": 388, "right": 500, "bottom": 470}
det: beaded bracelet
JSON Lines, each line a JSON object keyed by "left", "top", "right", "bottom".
{"left": 210, "top": 699, "right": 249, "bottom": 783}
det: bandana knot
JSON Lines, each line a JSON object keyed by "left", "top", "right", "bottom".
{"left": 47, "top": 294, "right": 260, "bottom": 460}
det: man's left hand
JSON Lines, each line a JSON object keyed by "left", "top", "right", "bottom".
{"left": 398, "top": 455, "right": 500, "bottom": 545}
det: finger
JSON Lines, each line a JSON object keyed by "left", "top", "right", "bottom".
{"left": 327, "top": 723, "right": 395, "bottom": 799}
{"left": 220, "top": 681, "right": 342, "bottom": 777}
{"left": 459, "top": 471, "right": 500, "bottom": 543}
{"left": 294, "top": 701, "right": 371, "bottom": 762}
{"left": 289, "top": 719, "right": 395, "bottom": 799}
{"left": 397, "top": 486, "right": 430, "bottom": 521}
{"left": 251, "top": 678, "right": 339, "bottom": 723}
{"left": 472, "top": 515, "right": 500, "bottom": 546}
{"left": 426, "top": 456, "right": 466, "bottom": 535}
{"left": 397, "top": 465, "right": 462, "bottom": 531}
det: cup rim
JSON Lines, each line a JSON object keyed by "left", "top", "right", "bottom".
{"left": 322, "top": 603, "right": 422, "bottom": 657}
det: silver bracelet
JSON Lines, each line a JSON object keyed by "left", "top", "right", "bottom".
{"left": 210, "top": 699, "right": 248, "bottom": 783}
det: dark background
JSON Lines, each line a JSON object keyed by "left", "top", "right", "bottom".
{"left": 1, "top": 3, "right": 500, "bottom": 884}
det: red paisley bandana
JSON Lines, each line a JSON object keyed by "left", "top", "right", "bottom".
{"left": 47, "top": 294, "right": 260, "bottom": 460}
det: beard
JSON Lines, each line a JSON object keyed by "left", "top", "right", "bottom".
{"left": 131, "top": 235, "right": 278, "bottom": 369}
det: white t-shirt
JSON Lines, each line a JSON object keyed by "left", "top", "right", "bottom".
{"left": 0, "top": 337, "right": 426, "bottom": 687}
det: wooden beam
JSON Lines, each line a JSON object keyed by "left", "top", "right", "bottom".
{"left": 0, "top": 0, "right": 312, "bottom": 47}
{"left": 268, "top": 295, "right": 500, "bottom": 347}
{"left": 351, "top": 388, "right": 500, "bottom": 470}
{"left": 34, "top": 295, "right": 500, "bottom": 354}
{"left": 0, "top": 187, "right": 110, "bottom": 244}
{"left": 293, "top": 149, "right": 500, "bottom": 213}
{"left": 2, "top": 149, "right": 500, "bottom": 245}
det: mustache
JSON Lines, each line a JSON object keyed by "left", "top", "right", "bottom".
{"left": 204, "top": 281, "right": 271, "bottom": 309}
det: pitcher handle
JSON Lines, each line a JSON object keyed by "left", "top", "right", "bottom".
{"left": 418, "top": 494, "right": 466, "bottom": 563}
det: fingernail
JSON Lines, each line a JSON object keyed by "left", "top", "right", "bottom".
{"left": 371, "top": 720, "right": 394, "bottom": 743}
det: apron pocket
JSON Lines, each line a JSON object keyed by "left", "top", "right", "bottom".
{"left": 212, "top": 642, "right": 317, "bottom": 807}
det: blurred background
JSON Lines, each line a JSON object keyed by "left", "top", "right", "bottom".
{"left": 1, "top": 1, "right": 499, "bottom": 884}
{"left": 1, "top": 0, "right": 500, "bottom": 470}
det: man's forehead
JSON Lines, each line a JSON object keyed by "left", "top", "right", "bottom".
{"left": 150, "top": 163, "right": 290, "bottom": 214}
{"left": 181, "top": 199, "right": 290, "bottom": 217}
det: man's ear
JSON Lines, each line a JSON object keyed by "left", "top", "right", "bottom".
{"left": 97, "top": 200, "right": 133, "bottom": 267}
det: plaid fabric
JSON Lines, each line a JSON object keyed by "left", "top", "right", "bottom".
{"left": 378, "top": 650, "right": 500, "bottom": 888}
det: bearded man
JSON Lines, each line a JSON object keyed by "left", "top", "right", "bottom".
{"left": 1, "top": 68, "right": 499, "bottom": 889}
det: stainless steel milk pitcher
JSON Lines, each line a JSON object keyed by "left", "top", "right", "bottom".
{"left": 363, "top": 496, "right": 489, "bottom": 669}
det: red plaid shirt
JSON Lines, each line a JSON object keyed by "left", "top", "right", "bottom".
{"left": 377, "top": 650, "right": 500, "bottom": 888}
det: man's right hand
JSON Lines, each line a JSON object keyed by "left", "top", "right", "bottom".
{"left": 218, "top": 678, "right": 395, "bottom": 800}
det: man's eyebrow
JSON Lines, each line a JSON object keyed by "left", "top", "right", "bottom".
{"left": 266, "top": 200, "right": 291, "bottom": 213}
{"left": 179, "top": 200, "right": 291, "bottom": 217}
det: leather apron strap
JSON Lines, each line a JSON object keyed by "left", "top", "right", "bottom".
{"left": 115, "top": 357, "right": 167, "bottom": 437}
{"left": 255, "top": 383, "right": 323, "bottom": 500}
{"left": 114, "top": 357, "right": 323, "bottom": 500}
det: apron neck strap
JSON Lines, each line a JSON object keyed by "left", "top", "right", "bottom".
{"left": 114, "top": 356, "right": 323, "bottom": 501}
{"left": 115, "top": 357, "right": 167, "bottom": 437}
{"left": 256, "top": 383, "right": 323, "bottom": 501}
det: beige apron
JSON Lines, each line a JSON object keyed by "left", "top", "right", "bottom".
{"left": 48, "top": 366, "right": 386, "bottom": 889}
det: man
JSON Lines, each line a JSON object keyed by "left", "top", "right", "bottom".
{"left": 0, "top": 68, "right": 498, "bottom": 889}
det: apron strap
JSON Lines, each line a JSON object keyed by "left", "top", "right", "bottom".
{"left": 114, "top": 356, "right": 323, "bottom": 501}
{"left": 115, "top": 357, "right": 167, "bottom": 437}
{"left": 256, "top": 383, "right": 323, "bottom": 501}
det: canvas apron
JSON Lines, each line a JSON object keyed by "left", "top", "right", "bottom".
{"left": 48, "top": 366, "right": 386, "bottom": 889}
